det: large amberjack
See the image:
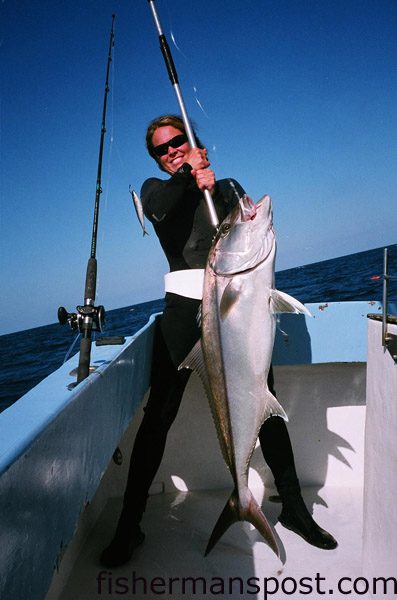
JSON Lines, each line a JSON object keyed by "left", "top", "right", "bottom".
{"left": 180, "top": 194, "right": 311, "bottom": 557}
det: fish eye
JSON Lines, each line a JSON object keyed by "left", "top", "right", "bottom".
{"left": 221, "top": 223, "right": 231, "bottom": 236}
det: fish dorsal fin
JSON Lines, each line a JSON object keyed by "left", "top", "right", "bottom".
{"left": 196, "top": 304, "right": 202, "bottom": 328}
{"left": 179, "top": 339, "right": 203, "bottom": 372}
{"left": 179, "top": 340, "right": 211, "bottom": 395}
{"left": 219, "top": 278, "right": 243, "bottom": 320}
{"left": 270, "top": 289, "right": 312, "bottom": 317}
{"left": 179, "top": 340, "right": 234, "bottom": 469}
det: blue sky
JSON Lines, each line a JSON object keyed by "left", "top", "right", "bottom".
{"left": 1, "top": 0, "right": 396, "bottom": 334}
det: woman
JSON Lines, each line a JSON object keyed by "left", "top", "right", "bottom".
{"left": 101, "top": 115, "right": 337, "bottom": 567}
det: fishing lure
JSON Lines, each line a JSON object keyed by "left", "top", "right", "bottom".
{"left": 129, "top": 186, "right": 149, "bottom": 236}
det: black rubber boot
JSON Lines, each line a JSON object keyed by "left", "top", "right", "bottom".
{"left": 100, "top": 512, "right": 145, "bottom": 568}
{"left": 259, "top": 413, "right": 337, "bottom": 550}
{"left": 278, "top": 487, "right": 337, "bottom": 550}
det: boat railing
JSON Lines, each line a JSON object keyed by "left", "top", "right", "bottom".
{"left": 368, "top": 247, "right": 397, "bottom": 363}
{"left": 382, "top": 247, "right": 397, "bottom": 362}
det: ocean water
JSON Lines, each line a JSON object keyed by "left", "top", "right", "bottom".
{"left": 1, "top": 244, "right": 396, "bottom": 413}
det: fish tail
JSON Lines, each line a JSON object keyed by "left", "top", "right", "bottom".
{"left": 205, "top": 490, "right": 239, "bottom": 557}
{"left": 205, "top": 487, "right": 279, "bottom": 558}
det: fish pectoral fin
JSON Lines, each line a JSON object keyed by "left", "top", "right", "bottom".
{"left": 263, "top": 388, "right": 288, "bottom": 422}
{"left": 220, "top": 279, "right": 243, "bottom": 320}
{"left": 270, "top": 289, "right": 312, "bottom": 317}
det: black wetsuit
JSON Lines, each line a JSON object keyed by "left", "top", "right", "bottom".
{"left": 121, "top": 171, "right": 300, "bottom": 526}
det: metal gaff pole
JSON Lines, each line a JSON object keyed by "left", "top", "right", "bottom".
{"left": 147, "top": 0, "right": 219, "bottom": 229}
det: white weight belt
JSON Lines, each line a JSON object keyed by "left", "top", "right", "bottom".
{"left": 164, "top": 269, "right": 204, "bottom": 300}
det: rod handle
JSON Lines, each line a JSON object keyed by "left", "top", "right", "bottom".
{"left": 159, "top": 35, "right": 178, "bottom": 85}
{"left": 84, "top": 257, "right": 97, "bottom": 303}
{"left": 148, "top": 1, "right": 178, "bottom": 84}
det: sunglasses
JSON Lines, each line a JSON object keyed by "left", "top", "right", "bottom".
{"left": 153, "top": 133, "right": 188, "bottom": 157}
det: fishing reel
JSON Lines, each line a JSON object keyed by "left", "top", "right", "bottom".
{"left": 58, "top": 303, "right": 105, "bottom": 333}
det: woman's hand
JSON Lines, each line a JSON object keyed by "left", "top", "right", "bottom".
{"left": 184, "top": 148, "right": 215, "bottom": 194}
{"left": 184, "top": 147, "right": 209, "bottom": 171}
{"left": 193, "top": 168, "right": 216, "bottom": 195}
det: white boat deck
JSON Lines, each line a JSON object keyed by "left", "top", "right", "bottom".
{"left": 51, "top": 484, "right": 364, "bottom": 600}
{"left": 47, "top": 358, "right": 369, "bottom": 600}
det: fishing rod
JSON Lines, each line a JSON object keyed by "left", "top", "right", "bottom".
{"left": 58, "top": 14, "right": 116, "bottom": 384}
{"left": 147, "top": 0, "right": 219, "bottom": 229}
